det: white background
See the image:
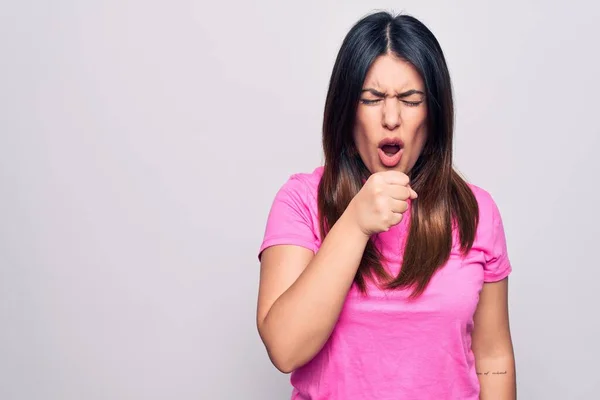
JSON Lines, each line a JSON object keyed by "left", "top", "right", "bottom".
{"left": 1, "top": 1, "right": 599, "bottom": 398}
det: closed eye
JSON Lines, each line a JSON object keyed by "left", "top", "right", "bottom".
{"left": 360, "top": 99, "right": 423, "bottom": 107}
{"left": 360, "top": 98, "right": 382, "bottom": 105}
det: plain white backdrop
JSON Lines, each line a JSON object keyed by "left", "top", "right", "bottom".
{"left": 1, "top": 0, "right": 599, "bottom": 399}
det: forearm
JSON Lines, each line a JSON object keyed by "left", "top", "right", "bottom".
{"left": 261, "top": 210, "right": 369, "bottom": 372}
{"left": 476, "top": 353, "right": 516, "bottom": 399}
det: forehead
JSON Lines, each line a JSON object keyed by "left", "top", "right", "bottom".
{"left": 363, "top": 54, "right": 424, "bottom": 90}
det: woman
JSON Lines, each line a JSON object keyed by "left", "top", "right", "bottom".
{"left": 256, "top": 11, "right": 516, "bottom": 400}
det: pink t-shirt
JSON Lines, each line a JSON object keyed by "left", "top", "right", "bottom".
{"left": 258, "top": 166, "right": 512, "bottom": 400}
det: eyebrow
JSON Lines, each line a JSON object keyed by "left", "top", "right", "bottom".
{"left": 361, "top": 88, "right": 425, "bottom": 98}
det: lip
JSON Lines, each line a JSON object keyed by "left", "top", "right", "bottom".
{"left": 378, "top": 137, "right": 404, "bottom": 148}
{"left": 378, "top": 147, "right": 403, "bottom": 167}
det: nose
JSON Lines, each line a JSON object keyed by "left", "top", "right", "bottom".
{"left": 382, "top": 98, "right": 400, "bottom": 130}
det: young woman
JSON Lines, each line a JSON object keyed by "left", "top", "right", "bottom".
{"left": 256, "top": 11, "right": 516, "bottom": 400}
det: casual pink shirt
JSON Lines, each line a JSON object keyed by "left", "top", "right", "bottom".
{"left": 258, "top": 166, "right": 512, "bottom": 400}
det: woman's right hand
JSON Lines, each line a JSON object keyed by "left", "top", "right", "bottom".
{"left": 347, "top": 171, "right": 418, "bottom": 237}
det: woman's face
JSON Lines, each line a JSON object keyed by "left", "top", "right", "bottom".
{"left": 353, "top": 54, "right": 428, "bottom": 175}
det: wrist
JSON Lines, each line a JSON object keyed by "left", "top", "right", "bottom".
{"left": 337, "top": 203, "right": 371, "bottom": 243}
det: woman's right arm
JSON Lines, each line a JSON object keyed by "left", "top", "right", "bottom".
{"left": 256, "top": 171, "right": 416, "bottom": 373}
{"left": 256, "top": 206, "right": 369, "bottom": 373}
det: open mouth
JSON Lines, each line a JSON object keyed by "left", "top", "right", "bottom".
{"left": 377, "top": 138, "right": 404, "bottom": 168}
{"left": 381, "top": 144, "right": 401, "bottom": 156}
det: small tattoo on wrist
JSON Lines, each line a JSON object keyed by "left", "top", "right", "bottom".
{"left": 476, "top": 370, "right": 507, "bottom": 376}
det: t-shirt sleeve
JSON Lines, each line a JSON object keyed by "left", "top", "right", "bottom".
{"left": 481, "top": 193, "right": 512, "bottom": 282}
{"left": 258, "top": 175, "right": 318, "bottom": 261}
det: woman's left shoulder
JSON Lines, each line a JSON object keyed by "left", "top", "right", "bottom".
{"left": 465, "top": 182, "right": 500, "bottom": 211}
{"left": 463, "top": 182, "right": 508, "bottom": 234}
{"left": 463, "top": 183, "right": 512, "bottom": 280}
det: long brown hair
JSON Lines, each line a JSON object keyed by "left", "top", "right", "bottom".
{"left": 317, "top": 12, "right": 479, "bottom": 298}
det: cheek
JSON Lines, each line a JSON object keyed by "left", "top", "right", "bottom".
{"left": 354, "top": 108, "right": 379, "bottom": 147}
{"left": 352, "top": 111, "right": 367, "bottom": 150}
{"left": 406, "top": 111, "right": 428, "bottom": 145}
{"left": 403, "top": 113, "right": 428, "bottom": 165}
{"left": 414, "top": 123, "right": 428, "bottom": 149}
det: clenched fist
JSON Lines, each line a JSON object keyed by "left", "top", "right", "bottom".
{"left": 347, "top": 171, "right": 417, "bottom": 237}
